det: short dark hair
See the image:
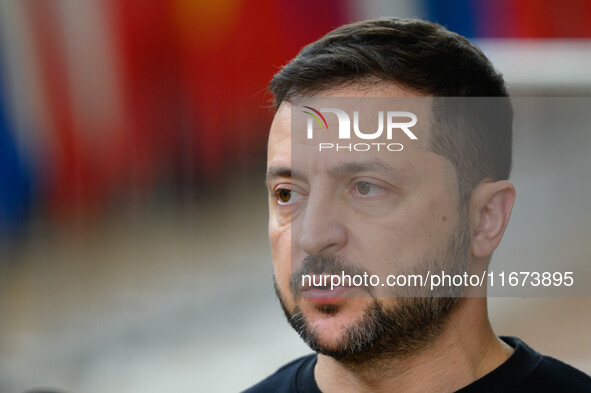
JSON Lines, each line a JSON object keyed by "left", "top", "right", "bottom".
{"left": 269, "top": 17, "right": 512, "bottom": 202}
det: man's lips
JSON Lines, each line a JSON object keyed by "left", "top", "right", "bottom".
{"left": 300, "top": 286, "right": 354, "bottom": 305}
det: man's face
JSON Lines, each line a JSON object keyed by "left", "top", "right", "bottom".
{"left": 266, "top": 85, "right": 470, "bottom": 360}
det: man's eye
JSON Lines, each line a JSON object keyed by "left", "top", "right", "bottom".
{"left": 354, "top": 181, "right": 382, "bottom": 196}
{"left": 278, "top": 189, "right": 291, "bottom": 203}
{"left": 274, "top": 188, "right": 300, "bottom": 205}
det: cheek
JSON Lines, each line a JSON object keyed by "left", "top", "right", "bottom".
{"left": 269, "top": 221, "right": 292, "bottom": 289}
{"left": 354, "top": 195, "right": 455, "bottom": 274}
{"left": 398, "top": 196, "right": 457, "bottom": 260}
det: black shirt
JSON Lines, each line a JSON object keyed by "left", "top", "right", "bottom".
{"left": 242, "top": 336, "right": 591, "bottom": 392}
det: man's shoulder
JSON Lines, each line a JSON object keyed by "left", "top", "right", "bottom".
{"left": 523, "top": 353, "right": 591, "bottom": 391}
{"left": 240, "top": 338, "right": 591, "bottom": 393}
{"left": 499, "top": 336, "right": 591, "bottom": 392}
{"left": 241, "top": 354, "right": 317, "bottom": 393}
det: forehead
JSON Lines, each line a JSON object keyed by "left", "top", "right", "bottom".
{"left": 268, "top": 84, "right": 435, "bottom": 174}
{"left": 271, "top": 82, "right": 432, "bottom": 133}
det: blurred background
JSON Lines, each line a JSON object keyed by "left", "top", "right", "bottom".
{"left": 0, "top": 0, "right": 590, "bottom": 392}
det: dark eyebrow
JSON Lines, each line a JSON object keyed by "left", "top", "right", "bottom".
{"left": 328, "top": 159, "right": 403, "bottom": 178}
{"left": 265, "top": 159, "right": 402, "bottom": 186}
{"left": 266, "top": 167, "right": 304, "bottom": 184}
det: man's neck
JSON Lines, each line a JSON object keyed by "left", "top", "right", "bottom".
{"left": 314, "top": 298, "right": 513, "bottom": 393}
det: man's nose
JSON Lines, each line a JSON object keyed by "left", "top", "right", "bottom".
{"left": 296, "top": 191, "right": 347, "bottom": 256}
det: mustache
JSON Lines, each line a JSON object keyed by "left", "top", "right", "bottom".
{"left": 290, "top": 254, "right": 368, "bottom": 296}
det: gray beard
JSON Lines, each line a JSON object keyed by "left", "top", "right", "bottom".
{"left": 277, "top": 286, "right": 459, "bottom": 369}
{"left": 274, "top": 208, "right": 470, "bottom": 369}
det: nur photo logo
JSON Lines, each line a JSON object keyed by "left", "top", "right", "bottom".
{"left": 301, "top": 106, "right": 418, "bottom": 152}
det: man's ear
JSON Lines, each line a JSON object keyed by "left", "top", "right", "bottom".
{"left": 469, "top": 180, "right": 516, "bottom": 258}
